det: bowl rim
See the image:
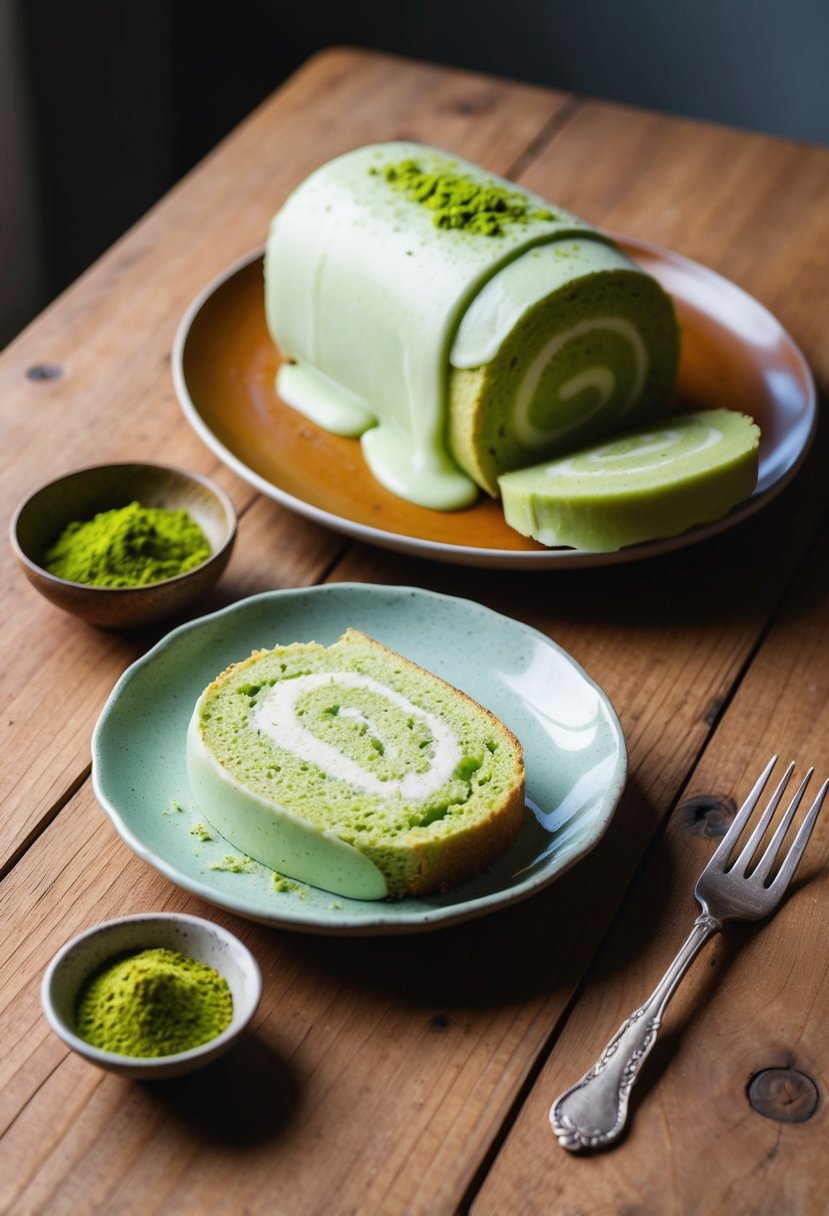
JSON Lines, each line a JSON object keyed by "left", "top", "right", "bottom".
{"left": 40, "top": 911, "right": 262, "bottom": 1068}
{"left": 9, "top": 461, "right": 238, "bottom": 594}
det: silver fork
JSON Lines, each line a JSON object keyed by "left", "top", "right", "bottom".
{"left": 551, "top": 756, "right": 828, "bottom": 1152}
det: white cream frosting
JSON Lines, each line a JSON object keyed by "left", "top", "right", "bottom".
{"left": 449, "top": 239, "right": 641, "bottom": 368}
{"left": 265, "top": 143, "right": 596, "bottom": 509}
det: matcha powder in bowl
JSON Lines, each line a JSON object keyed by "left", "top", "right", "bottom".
{"left": 41, "top": 913, "right": 262, "bottom": 1079}
{"left": 75, "top": 947, "right": 233, "bottom": 1058}
{"left": 43, "top": 500, "right": 211, "bottom": 588}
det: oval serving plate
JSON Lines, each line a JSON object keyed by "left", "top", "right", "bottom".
{"left": 92, "top": 584, "right": 626, "bottom": 935}
{"left": 172, "top": 237, "right": 815, "bottom": 570}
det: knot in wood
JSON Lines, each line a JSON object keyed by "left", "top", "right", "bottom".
{"left": 748, "top": 1068, "right": 820, "bottom": 1123}
{"left": 452, "top": 92, "right": 495, "bottom": 116}
{"left": 26, "top": 364, "right": 63, "bottom": 382}
{"left": 676, "top": 793, "right": 736, "bottom": 838}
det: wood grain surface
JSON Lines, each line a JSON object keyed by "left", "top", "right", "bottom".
{"left": 1, "top": 47, "right": 828, "bottom": 1216}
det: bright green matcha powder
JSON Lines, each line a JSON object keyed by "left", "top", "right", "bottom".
{"left": 379, "top": 158, "right": 555, "bottom": 235}
{"left": 74, "top": 947, "right": 233, "bottom": 1057}
{"left": 43, "top": 500, "right": 211, "bottom": 587}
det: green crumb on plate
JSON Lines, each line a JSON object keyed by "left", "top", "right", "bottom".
{"left": 272, "top": 872, "right": 302, "bottom": 894}
{"left": 190, "top": 822, "right": 213, "bottom": 842}
{"left": 210, "top": 854, "right": 257, "bottom": 874}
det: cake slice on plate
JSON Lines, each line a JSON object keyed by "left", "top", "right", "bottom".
{"left": 187, "top": 629, "right": 525, "bottom": 900}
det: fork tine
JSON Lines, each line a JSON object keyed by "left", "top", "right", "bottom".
{"left": 728, "top": 761, "right": 796, "bottom": 877}
{"left": 767, "top": 776, "right": 829, "bottom": 896}
{"left": 708, "top": 755, "right": 779, "bottom": 868}
{"left": 750, "top": 769, "right": 812, "bottom": 885}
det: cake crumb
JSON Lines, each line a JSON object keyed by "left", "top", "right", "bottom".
{"left": 272, "top": 871, "right": 303, "bottom": 895}
{"left": 210, "top": 854, "right": 257, "bottom": 874}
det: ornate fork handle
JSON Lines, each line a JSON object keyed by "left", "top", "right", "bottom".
{"left": 551, "top": 912, "right": 721, "bottom": 1151}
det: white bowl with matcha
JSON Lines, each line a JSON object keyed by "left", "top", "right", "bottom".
{"left": 41, "top": 913, "right": 261, "bottom": 1079}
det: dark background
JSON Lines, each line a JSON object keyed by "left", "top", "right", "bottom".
{"left": 3, "top": 0, "right": 828, "bottom": 348}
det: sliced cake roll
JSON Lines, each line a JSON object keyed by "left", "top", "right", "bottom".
{"left": 186, "top": 630, "right": 525, "bottom": 899}
{"left": 447, "top": 239, "right": 680, "bottom": 496}
{"left": 498, "top": 408, "right": 760, "bottom": 552}
{"left": 265, "top": 142, "right": 680, "bottom": 508}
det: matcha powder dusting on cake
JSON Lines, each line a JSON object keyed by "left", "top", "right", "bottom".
{"left": 378, "top": 159, "right": 555, "bottom": 235}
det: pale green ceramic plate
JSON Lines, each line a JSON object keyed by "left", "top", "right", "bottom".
{"left": 92, "top": 585, "right": 626, "bottom": 935}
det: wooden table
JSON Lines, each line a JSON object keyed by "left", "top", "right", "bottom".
{"left": 2, "top": 48, "right": 828, "bottom": 1215}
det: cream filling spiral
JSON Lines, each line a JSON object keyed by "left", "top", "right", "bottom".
{"left": 253, "top": 672, "right": 461, "bottom": 800}
{"left": 544, "top": 423, "right": 721, "bottom": 479}
{"left": 513, "top": 317, "right": 648, "bottom": 447}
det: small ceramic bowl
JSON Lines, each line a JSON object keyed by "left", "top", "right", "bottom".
{"left": 41, "top": 912, "right": 262, "bottom": 1080}
{"left": 10, "top": 463, "right": 236, "bottom": 629}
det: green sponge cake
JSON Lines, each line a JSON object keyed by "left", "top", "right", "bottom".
{"left": 498, "top": 408, "right": 760, "bottom": 552}
{"left": 265, "top": 142, "right": 680, "bottom": 509}
{"left": 448, "top": 240, "right": 680, "bottom": 496}
{"left": 186, "top": 629, "right": 525, "bottom": 900}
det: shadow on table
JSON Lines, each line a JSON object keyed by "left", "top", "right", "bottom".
{"left": 272, "top": 772, "right": 673, "bottom": 1014}
{"left": 144, "top": 1033, "right": 300, "bottom": 1145}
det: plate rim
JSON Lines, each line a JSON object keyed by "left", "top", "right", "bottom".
{"left": 172, "top": 238, "right": 817, "bottom": 571}
{"left": 91, "top": 583, "right": 627, "bottom": 935}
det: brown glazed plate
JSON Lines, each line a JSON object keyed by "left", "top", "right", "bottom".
{"left": 172, "top": 237, "right": 816, "bottom": 570}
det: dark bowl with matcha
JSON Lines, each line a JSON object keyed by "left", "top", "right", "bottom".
{"left": 10, "top": 463, "right": 237, "bottom": 629}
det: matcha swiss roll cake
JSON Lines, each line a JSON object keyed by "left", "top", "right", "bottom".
{"left": 265, "top": 142, "right": 680, "bottom": 508}
{"left": 186, "top": 629, "right": 525, "bottom": 900}
{"left": 498, "top": 408, "right": 760, "bottom": 552}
